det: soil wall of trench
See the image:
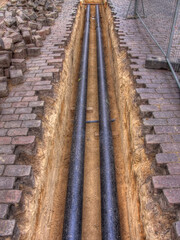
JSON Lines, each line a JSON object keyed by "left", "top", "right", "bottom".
{"left": 14, "top": 4, "right": 173, "bottom": 240}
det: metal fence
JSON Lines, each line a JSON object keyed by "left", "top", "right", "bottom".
{"left": 126, "top": 0, "right": 180, "bottom": 88}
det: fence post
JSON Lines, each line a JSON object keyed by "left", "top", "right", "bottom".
{"left": 126, "top": 0, "right": 133, "bottom": 19}
{"left": 167, "top": 0, "right": 180, "bottom": 58}
{"left": 134, "top": 0, "right": 138, "bottom": 17}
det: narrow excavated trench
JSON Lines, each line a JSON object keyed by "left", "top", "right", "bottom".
{"left": 15, "top": 3, "right": 173, "bottom": 240}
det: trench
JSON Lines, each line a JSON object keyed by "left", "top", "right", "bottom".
{"left": 15, "top": 3, "right": 173, "bottom": 240}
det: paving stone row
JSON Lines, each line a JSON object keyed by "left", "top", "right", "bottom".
{"left": 108, "top": 0, "right": 180, "bottom": 239}
{"left": 0, "top": 0, "right": 79, "bottom": 238}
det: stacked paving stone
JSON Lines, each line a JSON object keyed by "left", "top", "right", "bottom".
{"left": 0, "top": 0, "right": 63, "bottom": 100}
{"left": 108, "top": 0, "right": 180, "bottom": 239}
{"left": 0, "top": 0, "right": 78, "bottom": 238}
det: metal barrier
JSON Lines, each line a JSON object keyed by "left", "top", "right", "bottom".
{"left": 126, "top": 0, "right": 180, "bottom": 88}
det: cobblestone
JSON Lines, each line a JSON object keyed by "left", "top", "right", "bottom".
{"left": 12, "top": 136, "right": 35, "bottom": 145}
{"left": 21, "top": 120, "right": 41, "bottom": 128}
{"left": 1, "top": 115, "right": 19, "bottom": 122}
{"left": 29, "top": 101, "right": 44, "bottom": 107}
{"left": 154, "top": 126, "right": 180, "bottom": 134}
{"left": 143, "top": 118, "right": 167, "bottom": 126}
{"left": 0, "top": 145, "right": 15, "bottom": 154}
{"left": 4, "top": 121, "right": 22, "bottom": 128}
{"left": 140, "top": 105, "right": 159, "bottom": 112}
{"left": 7, "top": 128, "right": 28, "bottom": 136}
{"left": 163, "top": 189, "right": 180, "bottom": 206}
{"left": 0, "top": 155, "right": 16, "bottom": 165}
{"left": 33, "top": 85, "right": 52, "bottom": 91}
{"left": 145, "top": 134, "right": 171, "bottom": 144}
{"left": 1, "top": 108, "right": 15, "bottom": 115}
{"left": 167, "top": 163, "right": 180, "bottom": 175}
{"left": 15, "top": 107, "right": 32, "bottom": 114}
{"left": 0, "top": 204, "right": 8, "bottom": 219}
{"left": 155, "top": 174, "right": 180, "bottom": 187}
{"left": 161, "top": 143, "right": 180, "bottom": 152}
{"left": 0, "top": 177, "right": 15, "bottom": 189}
{"left": 4, "top": 165, "right": 31, "bottom": 177}
{"left": 156, "top": 153, "right": 180, "bottom": 165}
{"left": 19, "top": 114, "right": 36, "bottom": 120}
{"left": 0, "top": 189, "right": 21, "bottom": 204}
{"left": 153, "top": 111, "right": 176, "bottom": 119}
{"left": 0, "top": 137, "right": 11, "bottom": 145}
{"left": 0, "top": 220, "right": 15, "bottom": 236}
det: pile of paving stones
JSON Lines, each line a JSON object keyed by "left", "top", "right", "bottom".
{"left": 0, "top": 0, "right": 63, "bottom": 100}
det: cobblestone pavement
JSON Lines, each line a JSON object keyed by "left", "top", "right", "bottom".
{"left": 109, "top": 0, "right": 180, "bottom": 238}
{"left": 0, "top": 0, "right": 78, "bottom": 238}
{"left": 136, "top": 0, "right": 180, "bottom": 66}
{"left": 113, "top": 0, "right": 180, "bottom": 70}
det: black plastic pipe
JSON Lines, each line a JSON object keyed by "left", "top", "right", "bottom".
{"left": 62, "top": 5, "right": 90, "bottom": 240}
{"left": 96, "top": 5, "right": 121, "bottom": 240}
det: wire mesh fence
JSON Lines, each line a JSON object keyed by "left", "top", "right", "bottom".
{"left": 125, "top": 0, "right": 180, "bottom": 87}
{"left": 170, "top": 3, "right": 180, "bottom": 72}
